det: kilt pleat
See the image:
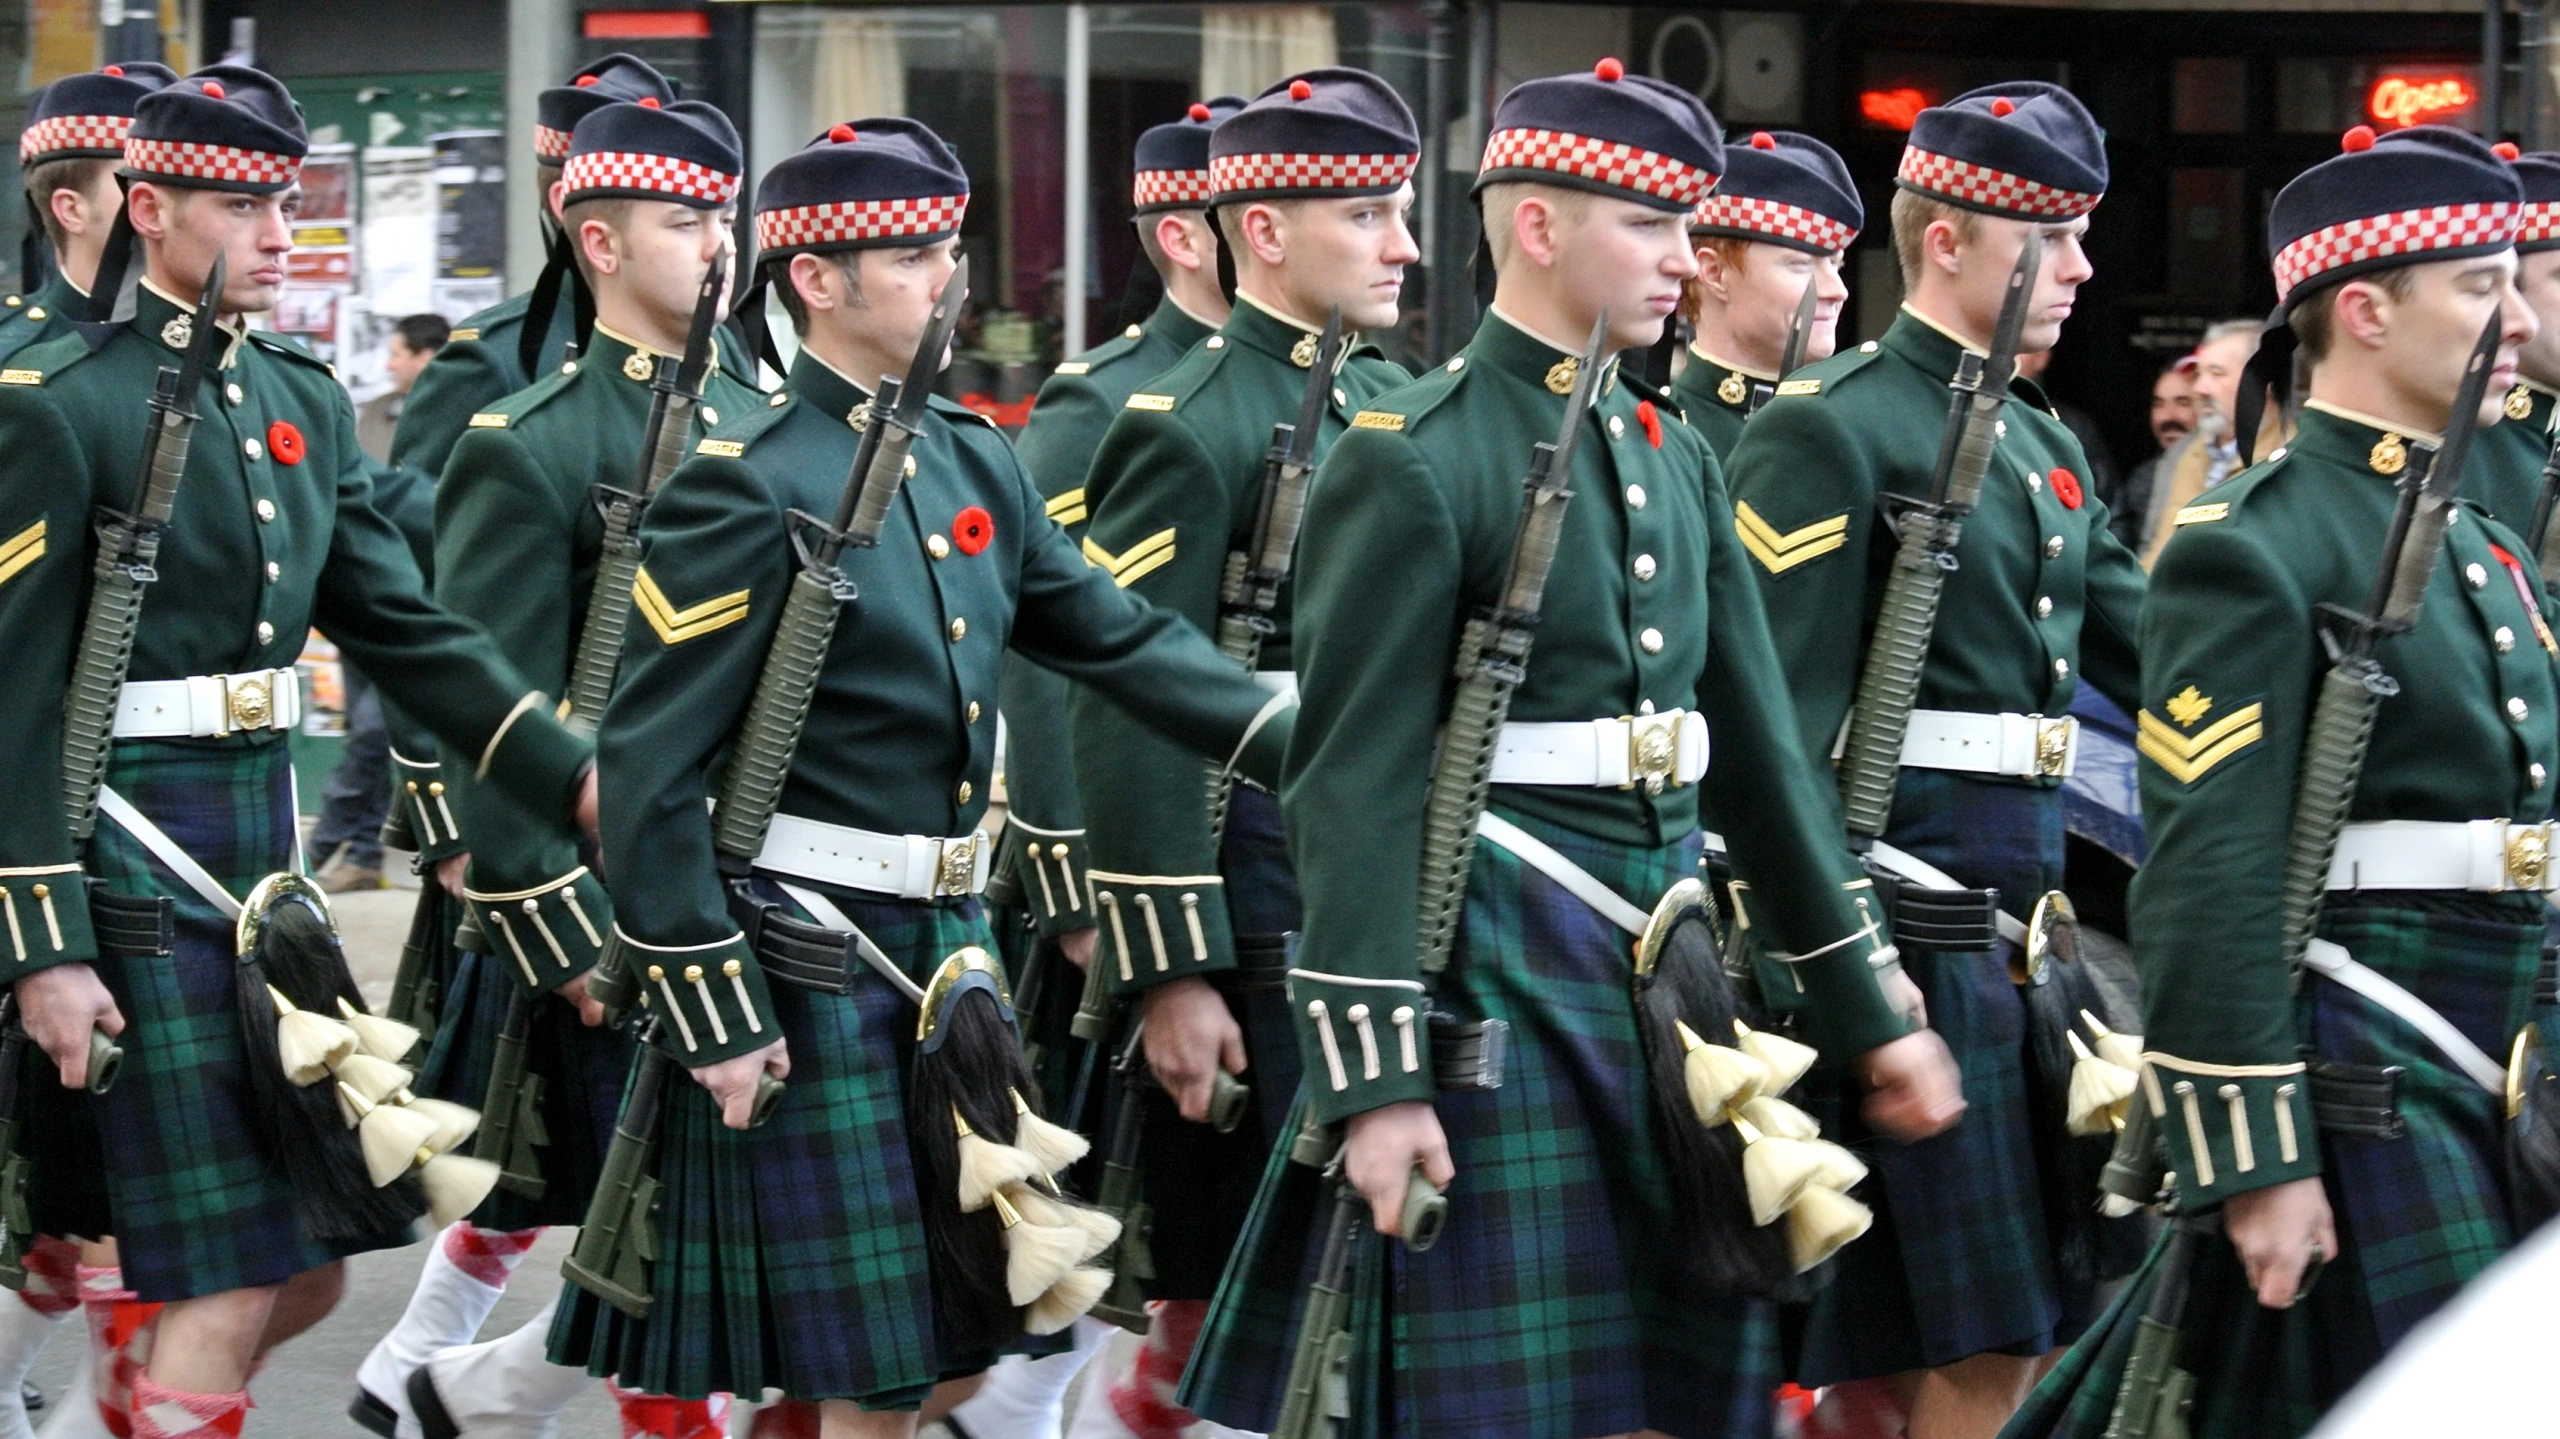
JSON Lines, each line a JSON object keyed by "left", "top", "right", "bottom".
{"left": 548, "top": 886, "right": 1013, "bottom": 1406}
{"left": 1185, "top": 805, "right": 1780, "bottom": 1439}
{"left": 1798, "top": 770, "right": 2096, "bottom": 1382}
{"left": 2003, "top": 899, "right": 2544, "bottom": 1439}
{"left": 75, "top": 738, "right": 411, "bottom": 1301}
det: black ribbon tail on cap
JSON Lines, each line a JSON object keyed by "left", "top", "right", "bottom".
{"left": 1209, "top": 204, "right": 1237, "bottom": 305}
{"left": 518, "top": 224, "right": 574, "bottom": 378}
{"left": 1115, "top": 236, "right": 1165, "bottom": 334}
{"left": 2232, "top": 305, "right": 2298, "bottom": 467}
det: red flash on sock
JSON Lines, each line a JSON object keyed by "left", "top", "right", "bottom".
{"left": 1110, "top": 1300, "right": 1209, "bottom": 1439}
{"left": 18, "top": 1236, "right": 80, "bottom": 1317}
{"left": 127, "top": 1377, "right": 246, "bottom": 1439}
{"left": 440, "top": 1223, "right": 545, "bottom": 1288}
{"left": 610, "top": 1384, "right": 730, "bottom": 1439}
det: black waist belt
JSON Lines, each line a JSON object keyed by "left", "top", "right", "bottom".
{"left": 1229, "top": 932, "right": 1296, "bottom": 992}
{"left": 87, "top": 880, "right": 172, "bottom": 960}
{"left": 2305, "top": 1057, "right": 2405, "bottom": 1141}
{"left": 1863, "top": 862, "right": 2003, "bottom": 953}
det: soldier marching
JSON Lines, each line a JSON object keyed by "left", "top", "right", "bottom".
{"left": 0, "top": 37, "right": 2557, "bottom": 1439}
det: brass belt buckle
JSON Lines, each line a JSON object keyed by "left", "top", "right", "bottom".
{"left": 1625, "top": 712, "right": 1681, "bottom": 796}
{"left": 227, "top": 671, "right": 273, "bottom": 733}
{"left": 934, "top": 833, "right": 982, "bottom": 898}
{"left": 2505, "top": 823, "right": 2552, "bottom": 892}
{"left": 2032, "top": 714, "right": 2075, "bottom": 777}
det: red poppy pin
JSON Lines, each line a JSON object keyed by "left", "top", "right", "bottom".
{"left": 953, "top": 506, "right": 994, "bottom": 556}
{"left": 1635, "top": 399, "right": 1663, "bottom": 450}
{"left": 2048, "top": 467, "right": 2082, "bottom": 509}
{"left": 267, "top": 420, "right": 305, "bottom": 466}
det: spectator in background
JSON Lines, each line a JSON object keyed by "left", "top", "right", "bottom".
{"left": 2139, "top": 317, "right": 2290, "bottom": 566}
{"left": 2109, "top": 353, "right": 2199, "bottom": 547}
{"left": 356, "top": 312, "right": 449, "bottom": 462}
{"left": 315, "top": 311, "right": 448, "bottom": 889}
{"left": 2018, "top": 346, "right": 2120, "bottom": 518}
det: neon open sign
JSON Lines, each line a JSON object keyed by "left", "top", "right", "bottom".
{"left": 2369, "top": 74, "right": 2475, "bottom": 127}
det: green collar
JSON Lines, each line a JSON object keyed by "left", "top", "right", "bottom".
{"left": 1219, "top": 294, "right": 1328, "bottom": 368}
{"left": 1879, "top": 308, "right": 1977, "bottom": 383}
{"left": 785, "top": 349, "right": 872, "bottom": 428}
{"left": 2289, "top": 402, "right": 2435, "bottom": 488}
{"left": 132, "top": 280, "right": 242, "bottom": 366}
{"left": 582, "top": 324, "right": 677, "bottom": 386}
{"left": 1148, "top": 294, "right": 1217, "bottom": 351}
{"left": 1466, "top": 309, "right": 1617, "bottom": 399}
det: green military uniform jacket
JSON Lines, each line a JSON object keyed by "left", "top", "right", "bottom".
{"left": 2472, "top": 378, "right": 2556, "bottom": 534}
{"left": 1723, "top": 307, "right": 2146, "bottom": 790}
{"left": 436, "top": 324, "right": 764, "bottom": 990}
{"left": 1070, "top": 295, "right": 1409, "bottom": 992}
{"left": 995, "top": 294, "right": 1218, "bottom": 936}
{"left": 1668, "top": 344, "right": 1766, "bottom": 462}
{"left": 1281, "top": 311, "right": 1907, "bottom": 1125}
{"left": 596, "top": 348, "right": 1293, "bottom": 1067}
{"left": 0, "top": 273, "right": 84, "bottom": 365}
{"left": 0, "top": 281, "right": 591, "bottom": 967}
{"left": 2131, "top": 401, "right": 2560, "bottom": 1204}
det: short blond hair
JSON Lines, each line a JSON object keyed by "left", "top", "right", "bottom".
{"left": 1479, "top": 181, "right": 1593, "bottom": 270}
{"left": 1888, "top": 188, "right": 1984, "bottom": 291}
{"left": 561, "top": 196, "right": 638, "bottom": 288}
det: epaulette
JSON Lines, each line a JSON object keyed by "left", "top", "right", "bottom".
{"left": 1621, "top": 372, "right": 1684, "bottom": 423}
{"left": 465, "top": 362, "right": 579, "bottom": 432}
{"left": 927, "top": 392, "right": 1002, "bottom": 430}
{"left": 4, "top": 329, "right": 98, "bottom": 387}
{"left": 691, "top": 391, "right": 796, "bottom": 457}
{"left": 1779, "top": 338, "right": 1886, "bottom": 397}
{"left": 1051, "top": 325, "right": 1148, "bottom": 378}
{"left": 247, "top": 329, "right": 333, "bottom": 372}
{"left": 1347, "top": 355, "right": 1468, "bottom": 436}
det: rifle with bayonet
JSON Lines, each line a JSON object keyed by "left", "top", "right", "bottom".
{"left": 61, "top": 255, "right": 225, "bottom": 841}
{"left": 2276, "top": 311, "right": 2502, "bottom": 970}
{"left": 2103, "top": 1211, "right": 2216, "bottom": 1439}
{"left": 560, "top": 254, "right": 729, "bottom": 734}
{"left": 2527, "top": 402, "right": 2560, "bottom": 588}
{"left": 1413, "top": 312, "right": 1611, "bottom": 972}
{"left": 1207, "top": 309, "right": 1344, "bottom": 843}
{"left": 566, "top": 263, "right": 969, "bottom": 1311}
{"left": 1743, "top": 273, "right": 1821, "bottom": 420}
{"left": 1834, "top": 233, "right": 2042, "bottom": 843}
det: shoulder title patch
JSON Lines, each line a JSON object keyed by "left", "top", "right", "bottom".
{"left": 1053, "top": 362, "right": 1091, "bottom": 376}
{"left": 1351, "top": 410, "right": 1405, "bottom": 432}
{"left": 633, "top": 567, "right": 750, "bottom": 646}
{"left": 0, "top": 370, "right": 40, "bottom": 387}
{"left": 1735, "top": 500, "right": 1848, "bottom": 575}
{"left": 467, "top": 413, "right": 508, "bottom": 429}
{"left": 695, "top": 439, "right": 746, "bottom": 458}
{"left": 1775, "top": 379, "right": 1822, "bottom": 397}
{"left": 2137, "top": 702, "right": 2264, "bottom": 784}
{"left": 1126, "top": 393, "right": 1176, "bottom": 412}
{"left": 449, "top": 327, "right": 481, "bottom": 342}
{"left": 2174, "top": 502, "right": 2229, "bottom": 527}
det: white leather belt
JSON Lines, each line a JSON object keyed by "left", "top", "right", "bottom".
{"left": 754, "top": 812, "right": 991, "bottom": 900}
{"left": 2327, "top": 819, "right": 2560, "bottom": 894}
{"left": 1896, "top": 709, "right": 2078, "bottom": 779}
{"left": 112, "top": 669, "right": 302, "bottom": 739}
{"left": 1254, "top": 670, "right": 1297, "bottom": 704}
{"left": 1490, "top": 710, "right": 1709, "bottom": 793}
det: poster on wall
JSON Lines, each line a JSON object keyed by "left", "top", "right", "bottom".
{"left": 276, "top": 144, "right": 357, "bottom": 362}
{"left": 340, "top": 146, "right": 439, "bottom": 403}
{"left": 430, "top": 129, "right": 506, "bottom": 322}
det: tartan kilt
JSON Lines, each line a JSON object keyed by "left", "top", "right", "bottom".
{"left": 413, "top": 943, "right": 630, "bottom": 1230}
{"left": 70, "top": 737, "right": 412, "bottom": 1301}
{"left": 548, "top": 884, "right": 1021, "bottom": 1407}
{"left": 1183, "top": 805, "right": 1782, "bottom": 1439}
{"left": 2003, "top": 897, "right": 2544, "bottom": 1439}
{"left": 1138, "top": 783, "right": 1306, "bottom": 1299}
{"left": 1796, "top": 769, "right": 2106, "bottom": 1383}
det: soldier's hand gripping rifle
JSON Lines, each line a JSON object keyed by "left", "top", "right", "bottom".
{"left": 0, "top": 989, "right": 119, "bottom": 1289}
{"left": 1834, "top": 232, "right": 2041, "bottom": 843}
{"left": 710, "top": 255, "right": 970, "bottom": 867}
{"left": 60, "top": 255, "right": 225, "bottom": 840}
{"left": 1742, "top": 272, "right": 1821, "bottom": 420}
{"left": 560, "top": 254, "right": 729, "bottom": 734}
{"left": 2277, "top": 311, "right": 2502, "bottom": 970}
{"left": 1207, "top": 309, "right": 1344, "bottom": 842}
{"left": 1085, "top": 1012, "right": 1254, "bottom": 1333}
{"left": 1413, "top": 312, "right": 1610, "bottom": 973}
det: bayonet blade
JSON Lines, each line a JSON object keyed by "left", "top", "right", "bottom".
{"left": 1978, "top": 229, "right": 2043, "bottom": 405}
{"left": 1542, "top": 311, "right": 1611, "bottom": 490}
{"left": 2421, "top": 309, "right": 2506, "bottom": 504}
{"left": 1282, "top": 308, "right": 1345, "bottom": 474}
{"left": 885, "top": 255, "right": 969, "bottom": 435}
{"left": 671, "top": 250, "right": 727, "bottom": 395}
{"left": 171, "top": 254, "right": 226, "bottom": 416}
{"left": 1779, "top": 270, "right": 1818, "bottom": 378}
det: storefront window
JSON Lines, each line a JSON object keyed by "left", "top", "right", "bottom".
{"left": 752, "top": 2, "right": 1449, "bottom": 418}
